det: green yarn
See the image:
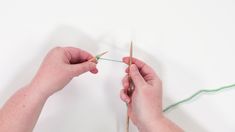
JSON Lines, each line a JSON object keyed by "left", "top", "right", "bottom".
{"left": 97, "top": 57, "right": 123, "bottom": 63}
{"left": 96, "top": 57, "right": 235, "bottom": 113}
{"left": 163, "top": 83, "right": 235, "bottom": 112}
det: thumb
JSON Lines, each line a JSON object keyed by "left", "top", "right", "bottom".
{"left": 72, "top": 61, "right": 97, "bottom": 76}
{"left": 129, "top": 64, "right": 146, "bottom": 86}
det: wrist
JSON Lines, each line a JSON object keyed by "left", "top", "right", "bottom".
{"left": 138, "top": 116, "right": 183, "bottom": 132}
{"left": 28, "top": 79, "right": 52, "bottom": 99}
{"left": 137, "top": 114, "right": 165, "bottom": 132}
{"left": 17, "top": 83, "right": 50, "bottom": 107}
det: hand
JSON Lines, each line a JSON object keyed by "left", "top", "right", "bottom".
{"left": 120, "top": 57, "right": 163, "bottom": 130}
{"left": 31, "top": 47, "right": 98, "bottom": 97}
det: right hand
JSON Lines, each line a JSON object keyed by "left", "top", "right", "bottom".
{"left": 120, "top": 57, "right": 164, "bottom": 130}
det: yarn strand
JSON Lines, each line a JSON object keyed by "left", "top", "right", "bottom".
{"left": 163, "top": 83, "right": 235, "bottom": 112}
{"left": 97, "top": 57, "right": 123, "bottom": 63}
{"left": 96, "top": 57, "right": 235, "bottom": 113}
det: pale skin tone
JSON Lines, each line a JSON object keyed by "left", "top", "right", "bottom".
{"left": 0, "top": 47, "right": 183, "bottom": 132}
{"left": 121, "top": 57, "right": 183, "bottom": 132}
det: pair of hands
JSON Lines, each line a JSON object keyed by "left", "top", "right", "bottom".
{"left": 31, "top": 47, "right": 165, "bottom": 131}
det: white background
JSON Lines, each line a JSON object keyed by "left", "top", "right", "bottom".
{"left": 0, "top": 0, "right": 235, "bottom": 131}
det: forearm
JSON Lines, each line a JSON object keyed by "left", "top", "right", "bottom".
{"left": 0, "top": 83, "right": 49, "bottom": 132}
{"left": 138, "top": 117, "right": 183, "bottom": 132}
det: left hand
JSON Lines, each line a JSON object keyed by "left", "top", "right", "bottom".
{"left": 31, "top": 47, "right": 98, "bottom": 97}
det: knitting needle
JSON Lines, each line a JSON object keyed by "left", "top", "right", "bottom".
{"left": 127, "top": 42, "right": 134, "bottom": 96}
{"left": 126, "top": 42, "right": 134, "bottom": 132}
{"left": 89, "top": 51, "right": 108, "bottom": 63}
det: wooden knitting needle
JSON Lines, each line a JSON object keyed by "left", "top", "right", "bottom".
{"left": 127, "top": 42, "right": 134, "bottom": 96}
{"left": 126, "top": 42, "right": 134, "bottom": 132}
{"left": 89, "top": 51, "right": 108, "bottom": 63}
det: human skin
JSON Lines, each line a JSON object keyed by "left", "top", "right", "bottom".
{"left": 120, "top": 57, "right": 183, "bottom": 132}
{"left": 0, "top": 47, "right": 183, "bottom": 132}
{"left": 0, "top": 47, "right": 98, "bottom": 132}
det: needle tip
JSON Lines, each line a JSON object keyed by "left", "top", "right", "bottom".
{"left": 89, "top": 51, "right": 108, "bottom": 63}
{"left": 98, "top": 51, "right": 108, "bottom": 57}
{"left": 96, "top": 51, "right": 109, "bottom": 60}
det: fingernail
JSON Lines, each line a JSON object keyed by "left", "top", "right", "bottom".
{"left": 91, "top": 68, "right": 98, "bottom": 74}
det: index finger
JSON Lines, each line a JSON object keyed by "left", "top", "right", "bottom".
{"left": 64, "top": 47, "right": 94, "bottom": 64}
{"left": 123, "top": 57, "right": 159, "bottom": 80}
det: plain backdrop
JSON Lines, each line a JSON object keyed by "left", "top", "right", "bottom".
{"left": 0, "top": 0, "right": 235, "bottom": 131}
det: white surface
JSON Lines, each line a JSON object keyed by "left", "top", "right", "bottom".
{"left": 0, "top": 0, "right": 235, "bottom": 131}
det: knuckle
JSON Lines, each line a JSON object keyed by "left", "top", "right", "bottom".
{"left": 53, "top": 46, "right": 62, "bottom": 50}
{"left": 51, "top": 46, "right": 63, "bottom": 53}
{"left": 80, "top": 65, "right": 88, "bottom": 72}
{"left": 88, "top": 63, "right": 94, "bottom": 70}
{"left": 66, "top": 66, "right": 77, "bottom": 77}
{"left": 154, "top": 78, "right": 162, "bottom": 85}
{"left": 132, "top": 72, "right": 139, "bottom": 78}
